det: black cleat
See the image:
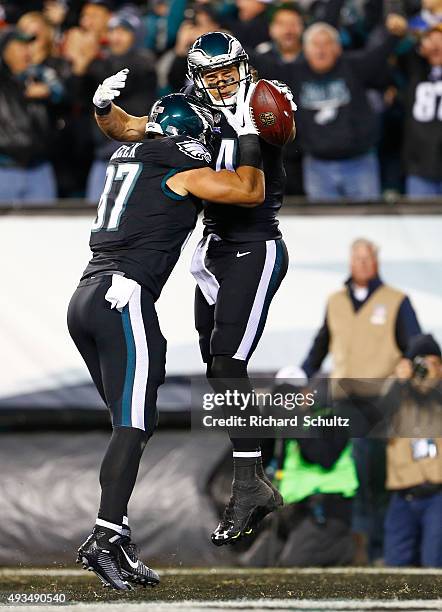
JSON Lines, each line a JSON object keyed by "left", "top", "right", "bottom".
{"left": 76, "top": 530, "right": 131, "bottom": 591}
{"left": 248, "top": 465, "right": 284, "bottom": 536}
{"left": 244, "top": 483, "right": 282, "bottom": 536}
{"left": 211, "top": 478, "right": 277, "bottom": 546}
{"left": 118, "top": 533, "right": 160, "bottom": 588}
{"left": 257, "top": 470, "right": 284, "bottom": 508}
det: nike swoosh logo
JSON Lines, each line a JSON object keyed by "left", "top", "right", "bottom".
{"left": 120, "top": 547, "right": 139, "bottom": 570}
{"left": 236, "top": 251, "right": 251, "bottom": 258}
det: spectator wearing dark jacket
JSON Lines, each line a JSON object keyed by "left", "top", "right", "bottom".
{"left": 62, "top": 0, "right": 112, "bottom": 79}
{"left": 0, "top": 27, "right": 57, "bottom": 202}
{"left": 82, "top": 13, "right": 157, "bottom": 200}
{"left": 59, "top": 1, "right": 112, "bottom": 196}
{"left": 17, "top": 11, "right": 74, "bottom": 196}
{"left": 17, "top": 11, "right": 68, "bottom": 85}
{"left": 282, "top": 16, "right": 407, "bottom": 201}
{"left": 222, "top": 0, "right": 271, "bottom": 50}
{"left": 252, "top": 4, "right": 305, "bottom": 195}
{"left": 253, "top": 0, "right": 345, "bottom": 72}
{"left": 402, "top": 26, "right": 442, "bottom": 196}
{"left": 252, "top": 2, "right": 344, "bottom": 195}
{"left": 143, "top": 0, "right": 187, "bottom": 56}
{"left": 164, "top": 6, "right": 222, "bottom": 94}
{"left": 254, "top": 3, "right": 304, "bottom": 68}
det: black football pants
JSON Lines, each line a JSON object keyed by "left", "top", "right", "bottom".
{"left": 67, "top": 274, "right": 166, "bottom": 525}
{"left": 194, "top": 237, "right": 289, "bottom": 452}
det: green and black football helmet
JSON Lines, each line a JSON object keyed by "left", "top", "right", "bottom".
{"left": 187, "top": 31, "right": 252, "bottom": 108}
{"left": 145, "top": 93, "right": 214, "bottom": 147}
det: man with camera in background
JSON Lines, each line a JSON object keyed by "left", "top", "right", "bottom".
{"left": 383, "top": 334, "right": 442, "bottom": 567}
{"left": 300, "top": 237, "right": 422, "bottom": 563}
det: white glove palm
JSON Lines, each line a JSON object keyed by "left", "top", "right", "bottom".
{"left": 220, "top": 82, "right": 258, "bottom": 136}
{"left": 271, "top": 80, "right": 297, "bottom": 111}
{"left": 93, "top": 68, "right": 129, "bottom": 108}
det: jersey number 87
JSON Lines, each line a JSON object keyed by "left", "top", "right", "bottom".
{"left": 91, "top": 162, "right": 142, "bottom": 232}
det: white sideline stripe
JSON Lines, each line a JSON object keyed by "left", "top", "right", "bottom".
{"left": 232, "top": 451, "right": 262, "bottom": 458}
{"left": 128, "top": 602, "right": 442, "bottom": 610}
{"left": 87, "top": 602, "right": 442, "bottom": 610}
{"left": 1, "top": 599, "right": 441, "bottom": 612}
{"left": 10, "top": 600, "right": 440, "bottom": 612}
{"left": 190, "top": 235, "right": 220, "bottom": 306}
{"left": 181, "top": 601, "right": 442, "bottom": 610}
{"left": 0, "top": 602, "right": 439, "bottom": 612}
{"left": 233, "top": 240, "right": 276, "bottom": 361}
{"left": 1, "top": 567, "right": 442, "bottom": 576}
{"left": 128, "top": 284, "right": 148, "bottom": 431}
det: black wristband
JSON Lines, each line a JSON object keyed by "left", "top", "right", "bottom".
{"left": 238, "top": 134, "right": 263, "bottom": 170}
{"left": 94, "top": 103, "right": 111, "bottom": 116}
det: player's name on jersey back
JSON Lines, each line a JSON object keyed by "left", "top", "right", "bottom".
{"left": 111, "top": 143, "right": 143, "bottom": 160}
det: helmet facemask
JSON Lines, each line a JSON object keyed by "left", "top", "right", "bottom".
{"left": 193, "top": 59, "right": 251, "bottom": 108}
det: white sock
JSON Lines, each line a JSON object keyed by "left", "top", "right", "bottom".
{"left": 95, "top": 517, "right": 123, "bottom": 535}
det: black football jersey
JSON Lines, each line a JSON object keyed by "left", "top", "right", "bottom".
{"left": 403, "top": 55, "right": 442, "bottom": 180}
{"left": 82, "top": 136, "right": 210, "bottom": 299}
{"left": 204, "top": 112, "right": 286, "bottom": 242}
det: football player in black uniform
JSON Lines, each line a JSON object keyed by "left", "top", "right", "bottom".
{"left": 187, "top": 32, "right": 296, "bottom": 546}
{"left": 92, "top": 32, "right": 296, "bottom": 547}
{"left": 68, "top": 90, "right": 264, "bottom": 590}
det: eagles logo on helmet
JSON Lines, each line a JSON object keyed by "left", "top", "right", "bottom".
{"left": 145, "top": 94, "right": 214, "bottom": 146}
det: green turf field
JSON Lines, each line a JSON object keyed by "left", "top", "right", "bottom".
{"left": 0, "top": 568, "right": 441, "bottom": 609}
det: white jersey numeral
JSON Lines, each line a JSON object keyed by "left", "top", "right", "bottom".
{"left": 215, "top": 139, "right": 236, "bottom": 172}
{"left": 92, "top": 164, "right": 115, "bottom": 232}
{"left": 91, "top": 162, "right": 142, "bottom": 232}
{"left": 412, "top": 81, "right": 442, "bottom": 122}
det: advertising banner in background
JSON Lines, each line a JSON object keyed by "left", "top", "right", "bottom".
{"left": 1, "top": 213, "right": 441, "bottom": 407}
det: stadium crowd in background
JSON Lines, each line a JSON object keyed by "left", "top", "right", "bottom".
{"left": 0, "top": 0, "right": 441, "bottom": 201}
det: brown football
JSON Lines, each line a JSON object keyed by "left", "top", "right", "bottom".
{"left": 250, "top": 79, "right": 294, "bottom": 147}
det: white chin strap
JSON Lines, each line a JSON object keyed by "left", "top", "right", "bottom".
{"left": 209, "top": 89, "right": 238, "bottom": 108}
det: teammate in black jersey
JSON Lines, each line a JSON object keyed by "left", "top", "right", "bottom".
{"left": 92, "top": 33, "right": 296, "bottom": 546}
{"left": 187, "top": 32, "right": 296, "bottom": 546}
{"left": 68, "top": 90, "right": 264, "bottom": 590}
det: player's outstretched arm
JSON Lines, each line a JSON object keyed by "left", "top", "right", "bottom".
{"left": 171, "top": 165, "right": 264, "bottom": 206}
{"left": 93, "top": 69, "right": 147, "bottom": 142}
{"left": 96, "top": 104, "right": 148, "bottom": 142}
{"left": 168, "top": 138, "right": 264, "bottom": 207}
